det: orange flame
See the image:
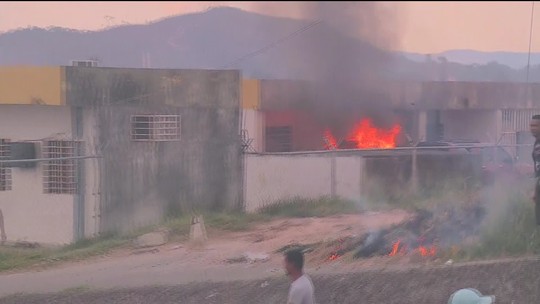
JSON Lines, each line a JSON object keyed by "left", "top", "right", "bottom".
{"left": 327, "top": 238, "right": 346, "bottom": 261}
{"left": 347, "top": 118, "right": 402, "bottom": 149}
{"left": 323, "top": 129, "right": 338, "bottom": 150}
{"left": 418, "top": 245, "right": 437, "bottom": 257}
{"left": 323, "top": 118, "right": 402, "bottom": 150}
{"left": 328, "top": 253, "right": 340, "bottom": 261}
{"left": 388, "top": 240, "right": 437, "bottom": 258}
{"left": 388, "top": 240, "right": 401, "bottom": 256}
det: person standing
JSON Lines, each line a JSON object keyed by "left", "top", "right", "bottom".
{"left": 284, "top": 249, "right": 316, "bottom": 304}
{"left": 530, "top": 114, "right": 540, "bottom": 225}
{"left": 0, "top": 209, "right": 5, "bottom": 244}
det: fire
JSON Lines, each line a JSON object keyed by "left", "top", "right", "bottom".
{"left": 418, "top": 245, "right": 437, "bottom": 257}
{"left": 348, "top": 118, "right": 402, "bottom": 149}
{"left": 328, "top": 253, "right": 340, "bottom": 261}
{"left": 388, "top": 240, "right": 438, "bottom": 257}
{"left": 327, "top": 238, "right": 346, "bottom": 261}
{"left": 388, "top": 240, "right": 401, "bottom": 256}
{"left": 323, "top": 129, "right": 338, "bottom": 150}
{"left": 323, "top": 118, "right": 402, "bottom": 150}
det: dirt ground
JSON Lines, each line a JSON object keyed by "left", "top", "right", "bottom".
{"left": 0, "top": 211, "right": 409, "bottom": 296}
{"left": 191, "top": 210, "right": 411, "bottom": 266}
{"left": 2, "top": 257, "right": 540, "bottom": 303}
{"left": 1, "top": 209, "right": 539, "bottom": 303}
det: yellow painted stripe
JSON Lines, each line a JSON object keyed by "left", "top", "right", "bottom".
{"left": 0, "top": 66, "right": 64, "bottom": 106}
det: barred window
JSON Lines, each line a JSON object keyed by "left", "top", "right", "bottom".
{"left": 42, "top": 140, "right": 79, "bottom": 194}
{"left": 0, "top": 139, "right": 11, "bottom": 191}
{"left": 265, "top": 126, "right": 292, "bottom": 152}
{"left": 131, "top": 115, "right": 181, "bottom": 141}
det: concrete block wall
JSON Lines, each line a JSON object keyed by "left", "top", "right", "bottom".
{"left": 244, "top": 153, "right": 364, "bottom": 212}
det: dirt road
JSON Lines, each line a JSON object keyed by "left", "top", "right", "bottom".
{"left": 3, "top": 210, "right": 538, "bottom": 303}
{"left": 0, "top": 212, "right": 409, "bottom": 297}
{"left": 2, "top": 257, "right": 540, "bottom": 303}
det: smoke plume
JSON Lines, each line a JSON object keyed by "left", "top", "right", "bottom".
{"left": 263, "top": 2, "right": 403, "bottom": 138}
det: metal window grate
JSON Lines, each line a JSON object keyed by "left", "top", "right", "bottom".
{"left": 498, "top": 109, "right": 540, "bottom": 159}
{"left": 42, "top": 140, "right": 79, "bottom": 194}
{"left": 502, "top": 109, "right": 540, "bottom": 132}
{"left": 0, "top": 139, "right": 12, "bottom": 191}
{"left": 131, "top": 115, "right": 181, "bottom": 141}
{"left": 265, "top": 126, "right": 292, "bottom": 152}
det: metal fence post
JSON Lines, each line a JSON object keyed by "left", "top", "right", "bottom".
{"left": 411, "top": 147, "right": 419, "bottom": 193}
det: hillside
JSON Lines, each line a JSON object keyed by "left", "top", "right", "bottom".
{"left": 1, "top": 7, "right": 539, "bottom": 82}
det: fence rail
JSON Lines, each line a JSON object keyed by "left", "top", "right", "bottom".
{"left": 0, "top": 155, "right": 102, "bottom": 164}
{"left": 246, "top": 143, "right": 534, "bottom": 156}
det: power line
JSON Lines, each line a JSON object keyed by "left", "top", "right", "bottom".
{"left": 221, "top": 19, "right": 322, "bottom": 69}
{"left": 527, "top": 1, "right": 535, "bottom": 83}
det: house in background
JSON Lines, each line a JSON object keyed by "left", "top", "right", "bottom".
{"left": 3, "top": 66, "right": 540, "bottom": 245}
{"left": 241, "top": 79, "right": 325, "bottom": 153}
{"left": 241, "top": 81, "right": 540, "bottom": 212}
{"left": 0, "top": 66, "right": 242, "bottom": 245}
{"left": 389, "top": 81, "right": 540, "bottom": 161}
{"left": 240, "top": 79, "right": 540, "bottom": 158}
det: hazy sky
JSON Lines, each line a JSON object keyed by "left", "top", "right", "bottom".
{"left": 1, "top": 1, "right": 539, "bottom": 53}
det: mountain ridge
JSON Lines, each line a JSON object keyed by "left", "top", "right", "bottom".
{"left": 1, "top": 7, "right": 539, "bottom": 82}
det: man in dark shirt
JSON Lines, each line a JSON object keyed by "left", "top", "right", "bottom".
{"left": 530, "top": 114, "right": 540, "bottom": 225}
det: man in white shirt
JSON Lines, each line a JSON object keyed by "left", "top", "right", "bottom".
{"left": 284, "top": 249, "right": 316, "bottom": 304}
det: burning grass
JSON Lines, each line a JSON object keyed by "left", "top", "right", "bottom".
{"left": 312, "top": 179, "right": 540, "bottom": 263}
{"left": 352, "top": 203, "right": 482, "bottom": 260}
{"left": 303, "top": 189, "right": 490, "bottom": 262}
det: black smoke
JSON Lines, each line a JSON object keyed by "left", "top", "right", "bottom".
{"left": 261, "top": 2, "right": 404, "bottom": 139}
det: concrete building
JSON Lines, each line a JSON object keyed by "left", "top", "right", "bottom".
{"left": 393, "top": 81, "right": 540, "bottom": 160}
{"left": 240, "top": 80, "right": 540, "bottom": 211}
{"left": 3, "top": 67, "right": 539, "bottom": 243}
{"left": 240, "top": 79, "right": 264, "bottom": 153}
{"left": 240, "top": 80, "right": 540, "bottom": 157}
{"left": 0, "top": 66, "right": 242, "bottom": 245}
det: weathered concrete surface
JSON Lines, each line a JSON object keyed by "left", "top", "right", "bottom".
{"left": 1, "top": 258, "right": 540, "bottom": 303}
{"left": 65, "top": 67, "right": 243, "bottom": 234}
